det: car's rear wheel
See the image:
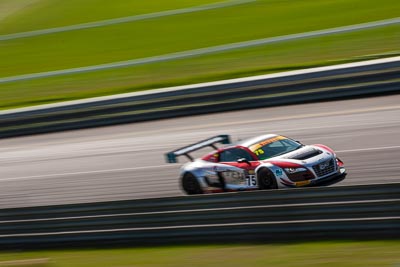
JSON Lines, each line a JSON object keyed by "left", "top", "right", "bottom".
{"left": 182, "top": 173, "right": 203, "bottom": 195}
{"left": 257, "top": 168, "right": 278, "bottom": 190}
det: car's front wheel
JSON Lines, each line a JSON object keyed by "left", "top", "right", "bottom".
{"left": 182, "top": 173, "right": 203, "bottom": 195}
{"left": 257, "top": 168, "right": 278, "bottom": 190}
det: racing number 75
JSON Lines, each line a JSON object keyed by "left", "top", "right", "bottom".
{"left": 246, "top": 175, "right": 257, "bottom": 186}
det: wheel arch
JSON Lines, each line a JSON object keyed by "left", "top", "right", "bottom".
{"left": 255, "top": 163, "right": 275, "bottom": 178}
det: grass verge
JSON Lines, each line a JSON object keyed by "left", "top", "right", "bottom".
{"left": 0, "top": 240, "right": 399, "bottom": 267}
{"left": 0, "top": 24, "right": 398, "bottom": 110}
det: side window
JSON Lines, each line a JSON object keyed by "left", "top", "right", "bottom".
{"left": 219, "top": 148, "right": 253, "bottom": 162}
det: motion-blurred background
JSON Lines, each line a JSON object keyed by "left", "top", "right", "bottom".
{"left": 0, "top": 0, "right": 399, "bottom": 266}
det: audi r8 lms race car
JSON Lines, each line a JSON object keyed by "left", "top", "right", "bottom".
{"left": 166, "top": 134, "right": 347, "bottom": 194}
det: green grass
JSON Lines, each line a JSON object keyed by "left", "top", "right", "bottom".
{"left": 0, "top": 0, "right": 217, "bottom": 34}
{"left": 1, "top": 25, "right": 398, "bottom": 110}
{"left": 0, "top": 241, "right": 399, "bottom": 267}
{"left": 0, "top": 0, "right": 399, "bottom": 110}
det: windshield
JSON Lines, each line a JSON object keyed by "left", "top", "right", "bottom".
{"left": 248, "top": 136, "right": 302, "bottom": 160}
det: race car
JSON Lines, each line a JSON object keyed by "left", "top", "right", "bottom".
{"left": 165, "top": 134, "right": 346, "bottom": 194}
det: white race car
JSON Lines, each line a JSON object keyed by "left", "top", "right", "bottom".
{"left": 166, "top": 134, "right": 347, "bottom": 194}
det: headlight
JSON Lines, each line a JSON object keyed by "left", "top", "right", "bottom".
{"left": 284, "top": 167, "right": 307, "bottom": 174}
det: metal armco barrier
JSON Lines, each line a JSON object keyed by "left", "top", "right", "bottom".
{"left": 0, "top": 56, "right": 399, "bottom": 138}
{"left": 1, "top": 183, "right": 399, "bottom": 249}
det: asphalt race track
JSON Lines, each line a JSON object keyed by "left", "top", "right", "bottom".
{"left": 1, "top": 94, "right": 399, "bottom": 208}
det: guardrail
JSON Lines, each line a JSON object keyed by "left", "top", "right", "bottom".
{"left": 0, "top": 56, "right": 399, "bottom": 139}
{"left": 1, "top": 183, "right": 399, "bottom": 249}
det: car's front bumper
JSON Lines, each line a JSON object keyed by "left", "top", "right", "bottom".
{"left": 280, "top": 167, "right": 346, "bottom": 188}
{"left": 310, "top": 167, "right": 347, "bottom": 186}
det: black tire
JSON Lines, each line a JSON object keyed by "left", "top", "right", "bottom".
{"left": 257, "top": 168, "right": 278, "bottom": 190}
{"left": 182, "top": 173, "right": 203, "bottom": 195}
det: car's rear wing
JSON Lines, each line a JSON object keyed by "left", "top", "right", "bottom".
{"left": 165, "top": 135, "right": 231, "bottom": 163}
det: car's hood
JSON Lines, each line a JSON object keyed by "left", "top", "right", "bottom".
{"left": 267, "top": 145, "right": 334, "bottom": 166}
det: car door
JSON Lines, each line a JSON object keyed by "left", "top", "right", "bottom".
{"left": 218, "top": 147, "right": 260, "bottom": 187}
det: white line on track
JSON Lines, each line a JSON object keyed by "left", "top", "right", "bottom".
{"left": 0, "top": 17, "right": 399, "bottom": 84}
{"left": 337, "top": 145, "right": 400, "bottom": 153}
{"left": 0, "top": 165, "right": 173, "bottom": 182}
{"left": 0, "top": 0, "right": 255, "bottom": 41}
{"left": 0, "top": 145, "right": 399, "bottom": 183}
{"left": 165, "top": 105, "right": 400, "bottom": 133}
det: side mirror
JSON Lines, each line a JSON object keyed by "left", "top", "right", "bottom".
{"left": 237, "top": 158, "right": 251, "bottom": 166}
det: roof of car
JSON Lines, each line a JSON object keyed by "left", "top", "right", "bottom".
{"left": 237, "top": 134, "right": 280, "bottom": 148}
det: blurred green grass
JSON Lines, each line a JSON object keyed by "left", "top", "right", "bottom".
{"left": 0, "top": 240, "right": 399, "bottom": 267}
{"left": 0, "top": 0, "right": 399, "bottom": 110}
{"left": 0, "top": 0, "right": 216, "bottom": 34}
